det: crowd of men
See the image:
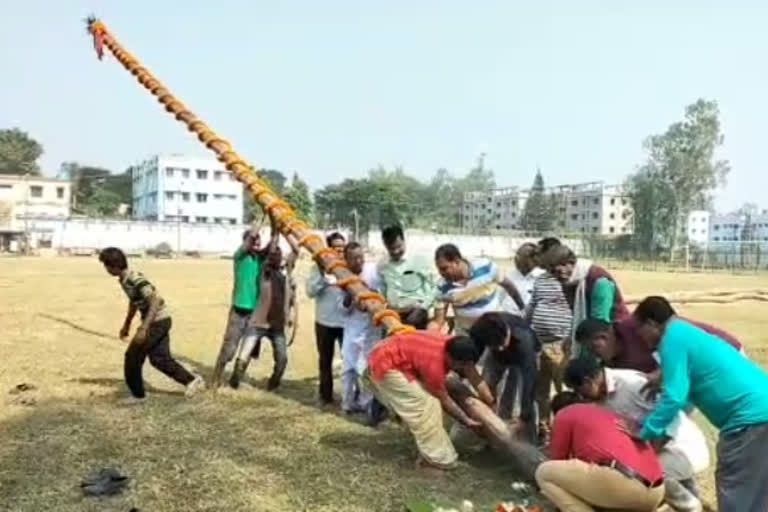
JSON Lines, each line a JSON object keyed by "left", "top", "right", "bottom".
{"left": 99, "top": 223, "right": 768, "bottom": 512}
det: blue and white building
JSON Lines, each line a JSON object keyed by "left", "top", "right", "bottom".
{"left": 132, "top": 154, "right": 243, "bottom": 224}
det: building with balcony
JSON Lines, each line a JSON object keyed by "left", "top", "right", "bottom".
{"left": 131, "top": 154, "right": 243, "bottom": 224}
{"left": 462, "top": 181, "right": 632, "bottom": 236}
{"left": 462, "top": 187, "right": 529, "bottom": 231}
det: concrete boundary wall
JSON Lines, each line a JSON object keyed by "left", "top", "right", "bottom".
{"left": 16, "top": 218, "right": 582, "bottom": 258}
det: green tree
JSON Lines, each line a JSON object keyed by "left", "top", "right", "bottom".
{"left": 283, "top": 173, "right": 314, "bottom": 223}
{"left": 243, "top": 168, "right": 287, "bottom": 223}
{"left": 520, "top": 168, "right": 553, "bottom": 233}
{"left": 421, "top": 168, "right": 459, "bottom": 229}
{"left": 627, "top": 99, "right": 730, "bottom": 255}
{"left": 314, "top": 167, "right": 425, "bottom": 234}
{"left": 0, "top": 128, "right": 43, "bottom": 175}
{"left": 314, "top": 159, "right": 496, "bottom": 234}
{"left": 457, "top": 153, "right": 496, "bottom": 192}
{"left": 60, "top": 162, "right": 129, "bottom": 216}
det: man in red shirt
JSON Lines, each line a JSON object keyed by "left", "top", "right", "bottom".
{"left": 366, "top": 330, "right": 493, "bottom": 470}
{"left": 535, "top": 392, "right": 664, "bottom": 511}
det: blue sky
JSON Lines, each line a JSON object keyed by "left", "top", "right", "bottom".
{"left": 1, "top": 1, "right": 766, "bottom": 211}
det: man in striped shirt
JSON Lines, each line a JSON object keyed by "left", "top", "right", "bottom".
{"left": 432, "top": 244, "right": 524, "bottom": 335}
{"left": 99, "top": 247, "right": 204, "bottom": 402}
{"left": 526, "top": 237, "right": 574, "bottom": 440}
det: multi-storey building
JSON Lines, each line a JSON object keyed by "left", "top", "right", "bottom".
{"left": 684, "top": 210, "right": 711, "bottom": 247}
{"left": 132, "top": 154, "right": 243, "bottom": 224}
{"left": 0, "top": 174, "right": 71, "bottom": 250}
{"left": 709, "top": 211, "right": 768, "bottom": 244}
{"left": 0, "top": 173, "right": 71, "bottom": 227}
{"left": 462, "top": 187, "right": 528, "bottom": 231}
{"left": 462, "top": 181, "right": 632, "bottom": 236}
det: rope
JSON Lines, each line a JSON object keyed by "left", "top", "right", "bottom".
{"left": 86, "top": 18, "right": 406, "bottom": 333}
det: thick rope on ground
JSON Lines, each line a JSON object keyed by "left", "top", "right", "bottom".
{"left": 625, "top": 288, "right": 768, "bottom": 305}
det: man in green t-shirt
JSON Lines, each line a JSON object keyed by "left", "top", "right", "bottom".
{"left": 211, "top": 220, "right": 278, "bottom": 389}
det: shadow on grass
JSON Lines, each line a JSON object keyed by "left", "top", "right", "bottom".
{"left": 37, "top": 313, "right": 116, "bottom": 340}
{"left": 0, "top": 392, "right": 542, "bottom": 512}
{"left": 34, "top": 313, "right": 330, "bottom": 410}
{"left": 67, "top": 377, "right": 185, "bottom": 397}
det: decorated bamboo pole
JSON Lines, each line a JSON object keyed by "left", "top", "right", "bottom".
{"left": 446, "top": 376, "right": 547, "bottom": 483}
{"left": 85, "top": 17, "right": 411, "bottom": 337}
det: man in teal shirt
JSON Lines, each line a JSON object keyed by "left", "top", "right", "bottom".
{"left": 633, "top": 296, "right": 768, "bottom": 512}
{"left": 211, "top": 220, "right": 278, "bottom": 389}
{"left": 377, "top": 225, "right": 437, "bottom": 329}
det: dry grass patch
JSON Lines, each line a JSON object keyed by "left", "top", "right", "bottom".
{"left": 1, "top": 258, "right": 767, "bottom": 511}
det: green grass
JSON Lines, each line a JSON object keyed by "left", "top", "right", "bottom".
{"left": 1, "top": 257, "right": 767, "bottom": 511}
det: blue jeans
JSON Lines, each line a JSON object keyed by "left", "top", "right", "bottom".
{"left": 236, "top": 326, "right": 287, "bottom": 383}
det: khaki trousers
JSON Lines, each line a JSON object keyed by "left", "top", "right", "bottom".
{"left": 369, "top": 370, "right": 458, "bottom": 469}
{"left": 536, "top": 342, "right": 567, "bottom": 425}
{"left": 535, "top": 459, "right": 664, "bottom": 512}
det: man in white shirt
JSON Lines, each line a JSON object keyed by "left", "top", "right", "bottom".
{"left": 564, "top": 357, "right": 708, "bottom": 512}
{"left": 306, "top": 232, "right": 347, "bottom": 405}
{"left": 340, "top": 242, "right": 383, "bottom": 415}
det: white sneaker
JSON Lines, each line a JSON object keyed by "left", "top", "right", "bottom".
{"left": 117, "top": 396, "right": 146, "bottom": 406}
{"left": 185, "top": 375, "right": 205, "bottom": 398}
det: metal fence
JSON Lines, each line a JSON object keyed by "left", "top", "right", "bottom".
{"left": 584, "top": 239, "right": 768, "bottom": 274}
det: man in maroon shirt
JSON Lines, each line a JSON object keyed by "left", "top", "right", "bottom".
{"left": 575, "top": 298, "right": 743, "bottom": 376}
{"left": 535, "top": 392, "right": 664, "bottom": 512}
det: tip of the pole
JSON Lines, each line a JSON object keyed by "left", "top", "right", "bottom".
{"left": 84, "top": 15, "right": 103, "bottom": 35}
{"left": 84, "top": 15, "right": 106, "bottom": 60}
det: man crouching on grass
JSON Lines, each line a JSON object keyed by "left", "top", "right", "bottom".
{"left": 365, "top": 330, "right": 493, "bottom": 470}
{"left": 99, "top": 247, "right": 204, "bottom": 402}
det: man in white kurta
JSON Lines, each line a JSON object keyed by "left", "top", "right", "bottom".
{"left": 340, "top": 243, "right": 383, "bottom": 413}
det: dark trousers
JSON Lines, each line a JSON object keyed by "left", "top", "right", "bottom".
{"left": 716, "top": 422, "right": 768, "bottom": 512}
{"left": 398, "top": 307, "right": 429, "bottom": 330}
{"left": 315, "top": 322, "right": 343, "bottom": 403}
{"left": 124, "top": 318, "right": 195, "bottom": 398}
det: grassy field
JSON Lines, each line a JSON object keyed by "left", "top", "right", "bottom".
{"left": 1, "top": 257, "right": 767, "bottom": 511}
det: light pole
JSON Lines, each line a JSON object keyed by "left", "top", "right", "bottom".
{"left": 23, "top": 173, "right": 29, "bottom": 254}
{"left": 176, "top": 180, "right": 183, "bottom": 255}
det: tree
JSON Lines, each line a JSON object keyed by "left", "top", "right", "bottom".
{"left": 421, "top": 168, "right": 459, "bottom": 229}
{"left": 627, "top": 99, "right": 730, "bottom": 255}
{"left": 314, "top": 167, "right": 426, "bottom": 234}
{"left": 243, "top": 168, "right": 287, "bottom": 223}
{"left": 59, "top": 162, "right": 131, "bottom": 216}
{"left": 0, "top": 128, "right": 43, "bottom": 175}
{"left": 520, "top": 168, "right": 553, "bottom": 233}
{"left": 313, "top": 159, "right": 497, "bottom": 234}
{"left": 283, "top": 173, "right": 314, "bottom": 223}
{"left": 457, "top": 153, "right": 496, "bottom": 193}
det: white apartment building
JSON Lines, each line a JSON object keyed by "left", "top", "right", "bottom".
{"left": 132, "top": 154, "right": 243, "bottom": 224}
{"left": 462, "top": 181, "right": 632, "bottom": 236}
{"left": 685, "top": 210, "right": 710, "bottom": 246}
{"left": 462, "top": 187, "right": 529, "bottom": 231}
{"left": 709, "top": 211, "right": 768, "bottom": 244}
{"left": 559, "top": 182, "right": 632, "bottom": 236}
